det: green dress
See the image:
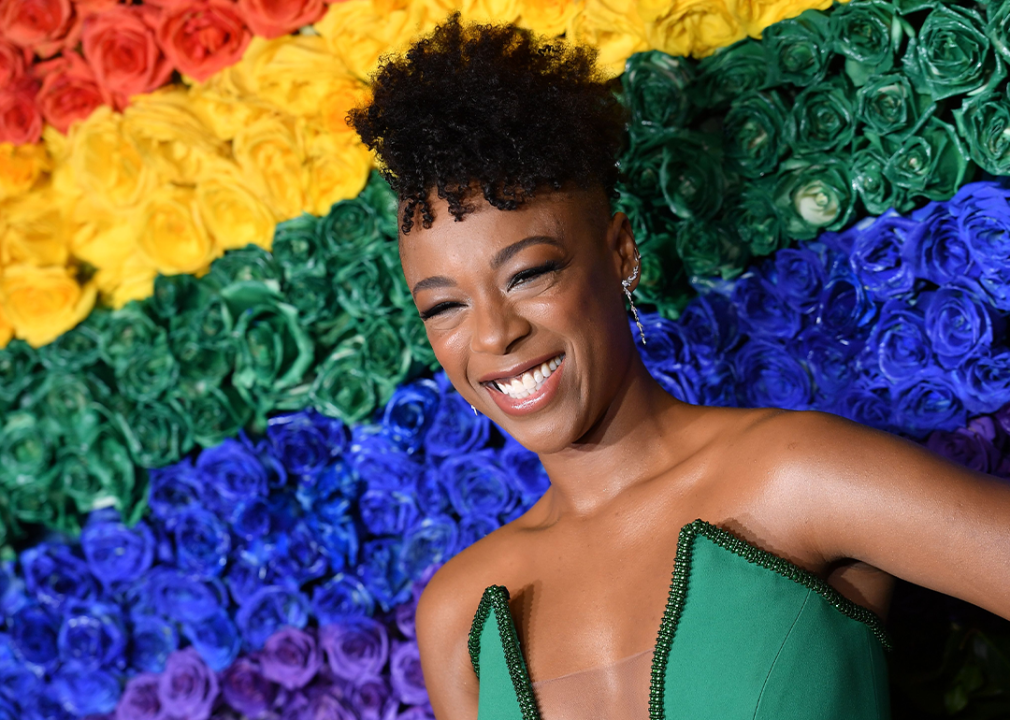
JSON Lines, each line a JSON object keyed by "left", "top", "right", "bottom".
{"left": 468, "top": 519, "right": 890, "bottom": 720}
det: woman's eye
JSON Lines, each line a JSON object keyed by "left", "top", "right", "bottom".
{"left": 420, "top": 302, "right": 462, "bottom": 320}
{"left": 508, "top": 261, "right": 561, "bottom": 290}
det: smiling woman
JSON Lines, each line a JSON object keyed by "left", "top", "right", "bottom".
{"left": 347, "top": 12, "right": 1010, "bottom": 720}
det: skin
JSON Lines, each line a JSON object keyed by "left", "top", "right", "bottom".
{"left": 401, "top": 185, "right": 1010, "bottom": 720}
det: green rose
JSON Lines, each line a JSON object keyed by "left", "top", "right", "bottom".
{"left": 319, "top": 193, "right": 390, "bottom": 257}
{"left": 636, "top": 231, "right": 691, "bottom": 309}
{"left": 285, "top": 273, "right": 335, "bottom": 327}
{"left": 762, "top": 10, "right": 832, "bottom": 87}
{"left": 733, "top": 183, "right": 786, "bottom": 256}
{"left": 791, "top": 78, "right": 857, "bottom": 155}
{"left": 619, "top": 138, "right": 665, "bottom": 209}
{"left": 272, "top": 213, "right": 327, "bottom": 279}
{"left": 205, "top": 244, "right": 283, "bottom": 287}
{"left": 115, "top": 335, "right": 179, "bottom": 404}
{"left": 183, "top": 386, "right": 253, "bottom": 448}
{"left": 330, "top": 248, "right": 401, "bottom": 318}
{"left": 57, "top": 423, "right": 137, "bottom": 518}
{"left": 37, "top": 316, "right": 103, "bottom": 372}
{"left": 36, "top": 371, "right": 109, "bottom": 446}
{"left": 101, "top": 304, "right": 167, "bottom": 372}
{"left": 169, "top": 291, "right": 235, "bottom": 394}
{"left": 400, "top": 313, "right": 439, "bottom": 371}
{"left": 359, "top": 317, "right": 412, "bottom": 388}
{"left": 691, "top": 42, "right": 769, "bottom": 109}
{"left": 0, "top": 340, "right": 38, "bottom": 408}
{"left": 772, "top": 156, "right": 855, "bottom": 239}
{"left": 830, "top": 1, "right": 900, "bottom": 86}
{"left": 116, "top": 397, "right": 194, "bottom": 467}
{"left": 0, "top": 412, "right": 59, "bottom": 489}
{"left": 883, "top": 116, "right": 973, "bottom": 201}
{"left": 224, "top": 281, "right": 315, "bottom": 416}
{"left": 855, "top": 74, "right": 928, "bottom": 137}
{"left": 622, "top": 51, "right": 695, "bottom": 133}
{"left": 723, "top": 91, "right": 793, "bottom": 178}
{"left": 675, "top": 220, "right": 748, "bottom": 279}
{"left": 147, "top": 274, "right": 206, "bottom": 323}
{"left": 8, "top": 469, "right": 61, "bottom": 526}
{"left": 954, "top": 93, "right": 1010, "bottom": 175}
{"left": 658, "top": 131, "right": 726, "bottom": 221}
{"left": 852, "top": 137, "right": 911, "bottom": 215}
{"left": 310, "top": 341, "right": 378, "bottom": 423}
{"left": 988, "top": 0, "right": 1010, "bottom": 63}
{"left": 902, "top": 5, "right": 1002, "bottom": 100}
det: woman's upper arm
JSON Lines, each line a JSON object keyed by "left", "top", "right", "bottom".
{"left": 415, "top": 562, "right": 482, "bottom": 720}
{"left": 770, "top": 410, "right": 1010, "bottom": 619}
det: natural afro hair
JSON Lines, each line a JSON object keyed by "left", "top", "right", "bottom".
{"left": 347, "top": 13, "right": 627, "bottom": 234}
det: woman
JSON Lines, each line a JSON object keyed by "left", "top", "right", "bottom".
{"left": 349, "top": 14, "right": 1010, "bottom": 720}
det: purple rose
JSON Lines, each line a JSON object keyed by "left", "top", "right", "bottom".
{"left": 319, "top": 618, "right": 389, "bottom": 682}
{"left": 390, "top": 641, "right": 427, "bottom": 706}
{"left": 850, "top": 212, "right": 918, "bottom": 299}
{"left": 733, "top": 340, "right": 813, "bottom": 410}
{"left": 174, "top": 509, "right": 231, "bottom": 578}
{"left": 926, "top": 422, "right": 1001, "bottom": 474}
{"left": 81, "top": 513, "right": 154, "bottom": 588}
{"left": 731, "top": 271, "right": 801, "bottom": 339}
{"left": 129, "top": 616, "right": 178, "bottom": 673}
{"left": 921, "top": 285, "right": 1000, "bottom": 370}
{"left": 399, "top": 516, "right": 459, "bottom": 581}
{"left": 351, "top": 676, "right": 395, "bottom": 720}
{"left": 159, "top": 648, "right": 219, "bottom": 720}
{"left": 116, "top": 673, "right": 163, "bottom": 720}
{"left": 57, "top": 600, "right": 126, "bottom": 669}
{"left": 397, "top": 706, "right": 435, "bottom": 720}
{"left": 220, "top": 657, "right": 277, "bottom": 719}
{"left": 283, "top": 683, "right": 357, "bottom": 720}
{"left": 312, "top": 575, "right": 375, "bottom": 625}
{"left": 49, "top": 666, "right": 121, "bottom": 716}
{"left": 21, "top": 544, "right": 97, "bottom": 610}
{"left": 196, "top": 438, "right": 269, "bottom": 512}
{"left": 236, "top": 586, "right": 310, "bottom": 650}
{"left": 260, "top": 627, "right": 322, "bottom": 690}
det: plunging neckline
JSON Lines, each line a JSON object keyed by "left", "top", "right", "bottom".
{"left": 468, "top": 519, "right": 890, "bottom": 720}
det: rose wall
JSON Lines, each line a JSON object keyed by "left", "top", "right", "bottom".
{"left": 1, "top": 0, "right": 1010, "bottom": 719}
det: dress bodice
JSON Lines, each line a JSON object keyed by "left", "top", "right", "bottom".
{"left": 468, "top": 519, "right": 891, "bottom": 720}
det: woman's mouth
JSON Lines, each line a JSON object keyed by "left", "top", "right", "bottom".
{"left": 481, "top": 353, "right": 565, "bottom": 417}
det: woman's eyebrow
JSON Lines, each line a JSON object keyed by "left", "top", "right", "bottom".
{"left": 491, "top": 235, "right": 562, "bottom": 269}
{"left": 412, "top": 275, "right": 455, "bottom": 295}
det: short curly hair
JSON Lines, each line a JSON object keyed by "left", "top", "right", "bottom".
{"left": 347, "top": 13, "right": 627, "bottom": 234}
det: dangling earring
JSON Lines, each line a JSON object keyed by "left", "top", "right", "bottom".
{"left": 470, "top": 404, "right": 478, "bottom": 416}
{"left": 622, "top": 249, "right": 646, "bottom": 345}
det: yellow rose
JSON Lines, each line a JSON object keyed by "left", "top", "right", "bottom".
{"left": 317, "top": 78, "right": 371, "bottom": 138}
{"left": 304, "top": 129, "right": 373, "bottom": 216}
{"left": 195, "top": 161, "right": 278, "bottom": 251}
{"left": 68, "top": 200, "right": 135, "bottom": 289}
{"left": 232, "top": 115, "right": 308, "bottom": 220}
{"left": 0, "top": 143, "right": 50, "bottom": 202}
{"left": 735, "top": 0, "right": 832, "bottom": 37}
{"left": 0, "top": 265, "right": 97, "bottom": 348}
{"left": 121, "top": 87, "right": 227, "bottom": 185}
{"left": 0, "top": 186, "right": 70, "bottom": 268}
{"left": 107, "top": 251, "right": 158, "bottom": 309}
{"left": 135, "top": 185, "right": 219, "bottom": 275}
{"left": 568, "top": 0, "right": 650, "bottom": 76}
{"left": 517, "top": 0, "right": 578, "bottom": 36}
{"left": 187, "top": 84, "right": 274, "bottom": 142}
{"left": 0, "top": 299, "right": 12, "bottom": 348}
{"left": 70, "top": 106, "right": 157, "bottom": 212}
{"left": 460, "top": 0, "right": 520, "bottom": 24}
{"left": 640, "top": 0, "right": 745, "bottom": 57}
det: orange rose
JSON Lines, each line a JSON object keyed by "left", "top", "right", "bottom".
{"left": 34, "top": 52, "right": 104, "bottom": 134}
{"left": 0, "top": 78, "right": 42, "bottom": 145}
{"left": 237, "top": 0, "right": 326, "bottom": 39}
{"left": 0, "top": 141, "right": 50, "bottom": 201}
{"left": 82, "top": 5, "right": 175, "bottom": 110}
{"left": 157, "top": 0, "right": 252, "bottom": 82}
{"left": 0, "top": 0, "right": 74, "bottom": 58}
{"left": 0, "top": 38, "right": 30, "bottom": 88}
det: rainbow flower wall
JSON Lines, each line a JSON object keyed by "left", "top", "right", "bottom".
{"left": 1, "top": 0, "right": 1010, "bottom": 717}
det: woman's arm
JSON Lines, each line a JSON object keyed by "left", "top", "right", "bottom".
{"left": 766, "top": 410, "right": 1010, "bottom": 619}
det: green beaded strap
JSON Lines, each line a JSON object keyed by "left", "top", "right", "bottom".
{"left": 647, "top": 519, "right": 892, "bottom": 720}
{"left": 468, "top": 585, "right": 543, "bottom": 720}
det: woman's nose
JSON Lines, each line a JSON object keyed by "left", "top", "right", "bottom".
{"left": 469, "top": 293, "right": 531, "bottom": 356}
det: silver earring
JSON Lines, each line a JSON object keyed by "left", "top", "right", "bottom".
{"left": 622, "top": 249, "right": 646, "bottom": 345}
{"left": 470, "top": 404, "right": 478, "bottom": 416}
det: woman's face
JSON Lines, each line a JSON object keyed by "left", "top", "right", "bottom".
{"left": 399, "top": 187, "right": 640, "bottom": 455}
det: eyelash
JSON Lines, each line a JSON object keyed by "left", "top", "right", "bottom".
{"left": 419, "top": 261, "right": 562, "bottom": 320}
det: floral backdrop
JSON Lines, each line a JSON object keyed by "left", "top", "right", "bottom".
{"left": 1, "top": 0, "right": 1010, "bottom": 718}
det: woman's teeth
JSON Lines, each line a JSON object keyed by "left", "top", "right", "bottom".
{"left": 493, "top": 354, "right": 564, "bottom": 399}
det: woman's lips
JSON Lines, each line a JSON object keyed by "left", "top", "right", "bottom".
{"left": 484, "top": 356, "right": 565, "bottom": 417}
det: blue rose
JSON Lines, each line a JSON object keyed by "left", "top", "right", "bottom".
{"left": 458, "top": 515, "right": 501, "bottom": 551}
{"left": 440, "top": 451, "right": 517, "bottom": 520}
{"left": 731, "top": 271, "right": 801, "bottom": 339}
{"left": 921, "top": 285, "right": 1001, "bottom": 369}
{"left": 174, "top": 508, "right": 231, "bottom": 577}
{"left": 57, "top": 600, "right": 126, "bottom": 669}
{"left": 0, "top": 698, "right": 17, "bottom": 720}
{"left": 733, "top": 340, "right": 813, "bottom": 410}
{"left": 926, "top": 424, "right": 1001, "bottom": 474}
{"left": 416, "top": 466, "right": 451, "bottom": 516}
{"left": 148, "top": 459, "right": 205, "bottom": 520}
{"left": 20, "top": 544, "right": 97, "bottom": 610}
{"left": 232, "top": 498, "right": 272, "bottom": 540}
{"left": 360, "top": 488, "right": 420, "bottom": 536}
{"left": 866, "top": 301, "right": 934, "bottom": 383}
{"left": 980, "top": 265, "right": 1010, "bottom": 312}
{"left": 226, "top": 554, "right": 270, "bottom": 606}
{"left": 637, "top": 314, "right": 692, "bottom": 368}
{"left": 312, "top": 574, "right": 376, "bottom": 625}
{"left": 677, "top": 294, "right": 737, "bottom": 367}
{"left": 48, "top": 665, "right": 121, "bottom": 716}
{"left": 359, "top": 539, "right": 411, "bottom": 610}
{"left": 236, "top": 586, "right": 310, "bottom": 650}
{"left": 399, "top": 516, "right": 459, "bottom": 581}
{"left": 835, "top": 371, "right": 895, "bottom": 432}
{"left": 81, "top": 512, "right": 154, "bottom": 588}
{"left": 849, "top": 212, "right": 918, "bottom": 300}
{"left": 182, "top": 609, "right": 241, "bottom": 671}
{"left": 21, "top": 692, "right": 74, "bottom": 720}
{"left": 147, "top": 568, "right": 228, "bottom": 623}
{"left": 267, "top": 410, "right": 348, "bottom": 478}
{"left": 306, "top": 514, "right": 359, "bottom": 572}
{"left": 950, "top": 182, "right": 1010, "bottom": 270}
{"left": 892, "top": 374, "right": 966, "bottom": 438}
{"left": 424, "top": 386, "right": 490, "bottom": 458}
{"left": 796, "top": 328, "right": 860, "bottom": 400}
{"left": 351, "top": 432, "right": 423, "bottom": 492}
{"left": 499, "top": 438, "right": 549, "bottom": 502}
{"left": 907, "top": 202, "right": 982, "bottom": 286}
{"left": 697, "top": 361, "right": 738, "bottom": 407}
{"left": 196, "top": 438, "right": 269, "bottom": 512}
{"left": 815, "top": 264, "right": 878, "bottom": 339}
{"left": 311, "top": 461, "right": 361, "bottom": 504}
{"left": 128, "top": 615, "right": 178, "bottom": 673}
{"left": 267, "top": 521, "right": 331, "bottom": 584}
{"left": 953, "top": 348, "right": 1010, "bottom": 414}
{"left": 770, "top": 247, "right": 825, "bottom": 315}
{"left": 649, "top": 363, "right": 704, "bottom": 405}
{"left": 382, "top": 379, "right": 442, "bottom": 453}
{"left": 0, "top": 563, "right": 27, "bottom": 618}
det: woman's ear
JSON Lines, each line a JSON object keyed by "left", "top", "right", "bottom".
{"left": 609, "top": 212, "right": 641, "bottom": 292}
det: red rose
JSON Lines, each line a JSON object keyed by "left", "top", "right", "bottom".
{"left": 0, "top": 37, "right": 31, "bottom": 87}
{"left": 0, "top": 0, "right": 74, "bottom": 58}
{"left": 0, "top": 78, "right": 42, "bottom": 144}
{"left": 35, "top": 52, "right": 103, "bottom": 133}
{"left": 156, "top": 0, "right": 251, "bottom": 82}
{"left": 236, "top": 0, "right": 325, "bottom": 39}
{"left": 82, "top": 5, "right": 174, "bottom": 110}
